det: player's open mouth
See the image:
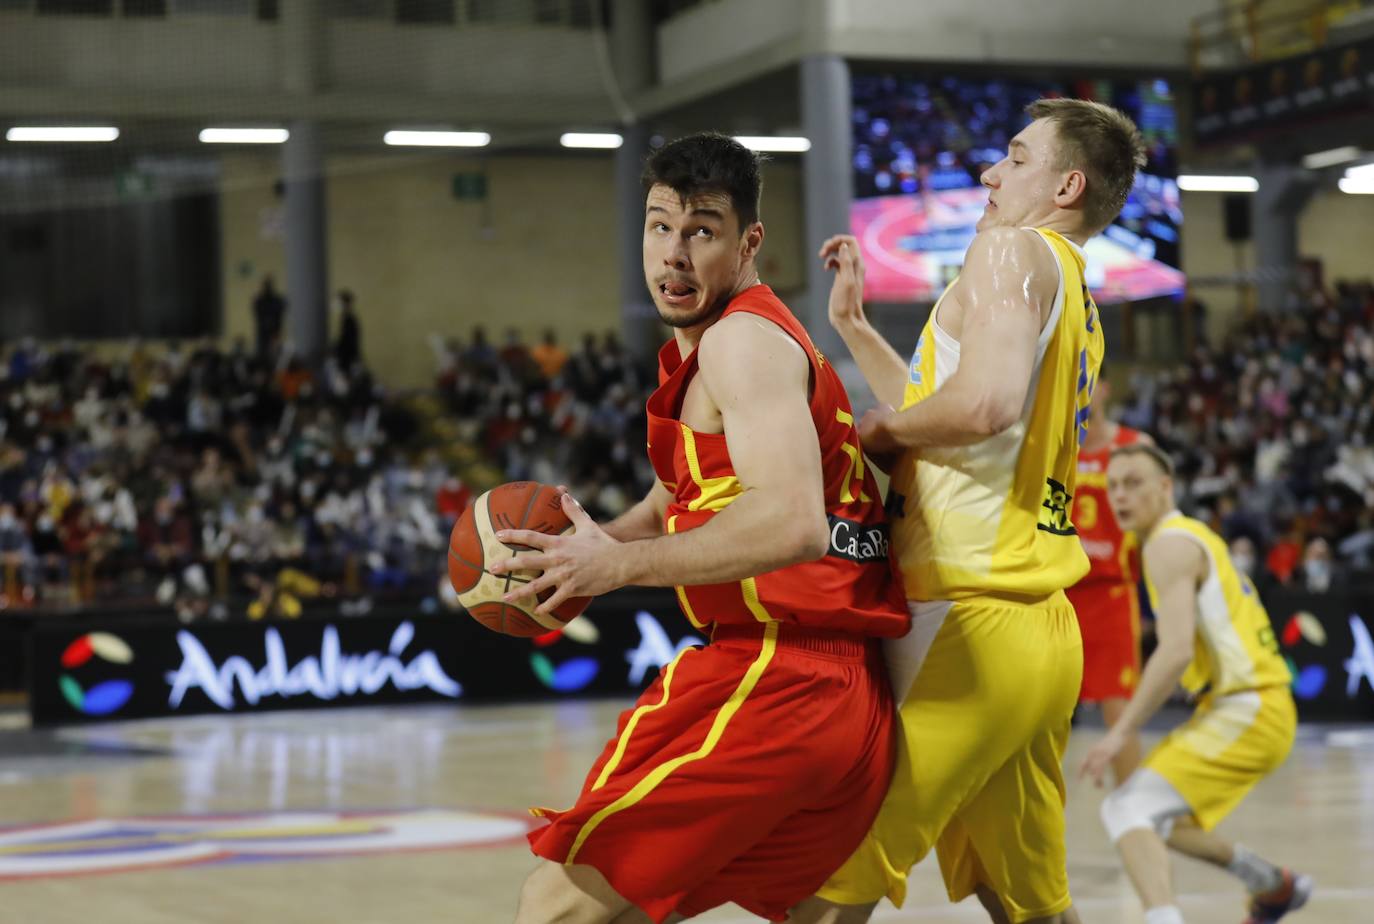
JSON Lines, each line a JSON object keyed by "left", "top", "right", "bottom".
{"left": 659, "top": 282, "right": 697, "bottom": 305}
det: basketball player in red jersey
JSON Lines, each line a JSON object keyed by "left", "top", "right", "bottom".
{"left": 491, "top": 132, "right": 909, "bottom": 923}
{"left": 1066, "top": 370, "right": 1153, "bottom": 786}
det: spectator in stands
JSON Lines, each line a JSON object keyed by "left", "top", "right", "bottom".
{"left": 335, "top": 289, "right": 362, "bottom": 371}
{"left": 530, "top": 328, "right": 569, "bottom": 382}
{"left": 252, "top": 276, "right": 286, "bottom": 357}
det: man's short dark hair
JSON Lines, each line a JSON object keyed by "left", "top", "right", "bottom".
{"left": 641, "top": 132, "right": 764, "bottom": 231}
{"left": 1111, "top": 442, "right": 1175, "bottom": 478}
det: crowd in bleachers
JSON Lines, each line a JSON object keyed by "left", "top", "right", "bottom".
{"left": 0, "top": 337, "right": 450, "bottom": 618}
{"left": 431, "top": 325, "right": 657, "bottom": 523}
{"left": 3, "top": 277, "right": 1371, "bottom": 619}
{"left": 0, "top": 323, "right": 657, "bottom": 618}
{"left": 1121, "top": 279, "right": 1374, "bottom": 592}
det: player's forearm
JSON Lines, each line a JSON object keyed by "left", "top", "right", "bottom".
{"left": 601, "top": 494, "right": 665, "bottom": 543}
{"left": 615, "top": 490, "right": 828, "bottom": 588}
{"left": 832, "top": 318, "right": 909, "bottom": 409}
{"left": 1112, "top": 645, "right": 1192, "bottom": 735}
{"left": 883, "top": 382, "right": 1013, "bottom": 448}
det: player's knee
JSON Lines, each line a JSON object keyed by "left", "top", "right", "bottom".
{"left": 1099, "top": 782, "right": 1164, "bottom": 843}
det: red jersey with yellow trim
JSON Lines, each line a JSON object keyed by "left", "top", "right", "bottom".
{"left": 645, "top": 285, "right": 908, "bottom": 638}
{"left": 1072, "top": 424, "right": 1143, "bottom": 584}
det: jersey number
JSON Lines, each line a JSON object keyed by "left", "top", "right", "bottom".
{"left": 834, "top": 409, "right": 872, "bottom": 505}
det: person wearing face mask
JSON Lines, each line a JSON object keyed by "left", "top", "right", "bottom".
{"left": 1294, "top": 537, "right": 1343, "bottom": 594}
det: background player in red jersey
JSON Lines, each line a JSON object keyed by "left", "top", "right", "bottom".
{"left": 491, "top": 133, "right": 908, "bottom": 924}
{"left": 1066, "top": 369, "right": 1154, "bottom": 786}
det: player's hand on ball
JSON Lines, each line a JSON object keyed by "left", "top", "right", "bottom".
{"left": 857, "top": 405, "right": 901, "bottom": 456}
{"left": 819, "top": 235, "right": 867, "bottom": 331}
{"left": 490, "top": 493, "right": 623, "bottom": 616}
{"left": 1078, "top": 731, "right": 1124, "bottom": 788}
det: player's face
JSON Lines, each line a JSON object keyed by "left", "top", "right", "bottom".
{"left": 976, "top": 118, "right": 1067, "bottom": 232}
{"left": 643, "top": 185, "right": 761, "bottom": 330}
{"left": 1106, "top": 454, "right": 1172, "bottom": 534}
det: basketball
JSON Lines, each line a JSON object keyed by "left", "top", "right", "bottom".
{"left": 447, "top": 481, "right": 592, "bottom": 636}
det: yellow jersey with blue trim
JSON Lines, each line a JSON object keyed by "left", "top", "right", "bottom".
{"left": 1143, "top": 512, "right": 1290, "bottom": 696}
{"left": 887, "top": 227, "right": 1104, "bottom": 602}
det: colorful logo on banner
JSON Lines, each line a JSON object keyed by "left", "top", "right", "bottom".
{"left": 1344, "top": 613, "right": 1374, "bottom": 698}
{"left": 625, "top": 611, "right": 704, "bottom": 685}
{"left": 1281, "top": 611, "right": 1329, "bottom": 700}
{"left": 0, "top": 809, "right": 535, "bottom": 880}
{"left": 529, "top": 617, "right": 600, "bottom": 693}
{"left": 58, "top": 633, "right": 135, "bottom": 716}
{"left": 164, "top": 622, "right": 461, "bottom": 710}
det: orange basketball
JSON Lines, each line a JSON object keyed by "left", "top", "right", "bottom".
{"left": 447, "top": 481, "right": 592, "bottom": 636}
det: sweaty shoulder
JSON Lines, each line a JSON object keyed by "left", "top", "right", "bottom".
{"left": 963, "top": 226, "right": 1058, "bottom": 303}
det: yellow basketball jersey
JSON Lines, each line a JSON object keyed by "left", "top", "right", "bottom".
{"left": 888, "top": 227, "right": 1103, "bottom": 602}
{"left": 1144, "top": 513, "right": 1290, "bottom": 696}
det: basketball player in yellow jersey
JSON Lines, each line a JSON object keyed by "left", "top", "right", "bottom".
{"left": 1080, "top": 444, "right": 1310, "bottom": 924}
{"left": 793, "top": 99, "right": 1144, "bottom": 924}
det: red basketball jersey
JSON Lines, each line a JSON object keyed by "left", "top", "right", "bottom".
{"left": 1072, "top": 424, "right": 1143, "bottom": 584}
{"left": 645, "top": 285, "right": 909, "bottom": 638}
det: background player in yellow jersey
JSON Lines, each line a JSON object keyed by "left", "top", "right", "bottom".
{"left": 1081, "top": 444, "right": 1310, "bottom": 924}
{"left": 792, "top": 99, "right": 1144, "bottom": 924}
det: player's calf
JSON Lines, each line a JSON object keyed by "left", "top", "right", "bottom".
{"left": 514, "top": 860, "right": 633, "bottom": 924}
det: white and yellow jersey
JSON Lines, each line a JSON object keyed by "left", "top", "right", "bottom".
{"left": 1144, "top": 512, "right": 1290, "bottom": 696}
{"left": 888, "top": 227, "right": 1104, "bottom": 602}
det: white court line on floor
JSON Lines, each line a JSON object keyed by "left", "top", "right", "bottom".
{"left": 705, "top": 886, "right": 1374, "bottom": 923}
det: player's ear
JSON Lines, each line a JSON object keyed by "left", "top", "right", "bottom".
{"left": 741, "top": 221, "right": 764, "bottom": 259}
{"left": 1056, "top": 170, "right": 1088, "bottom": 211}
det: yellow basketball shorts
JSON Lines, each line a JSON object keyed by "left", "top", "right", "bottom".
{"left": 1145, "top": 685, "right": 1296, "bottom": 830}
{"left": 818, "top": 592, "right": 1083, "bottom": 923}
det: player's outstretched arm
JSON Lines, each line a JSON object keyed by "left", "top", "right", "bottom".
{"left": 1081, "top": 533, "right": 1203, "bottom": 785}
{"left": 863, "top": 227, "right": 1053, "bottom": 452}
{"left": 601, "top": 480, "right": 672, "bottom": 543}
{"left": 819, "top": 234, "right": 908, "bottom": 408}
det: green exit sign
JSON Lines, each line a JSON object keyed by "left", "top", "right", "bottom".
{"left": 452, "top": 172, "right": 487, "bottom": 200}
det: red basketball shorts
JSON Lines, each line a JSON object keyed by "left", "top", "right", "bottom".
{"left": 527, "top": 621, "right": 896, "bottom": 922}
{"left": 1066, "top": 580, "right": 1141, "bottom": 703}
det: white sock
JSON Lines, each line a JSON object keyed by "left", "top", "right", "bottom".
{"left": 1228, "top": 844, "right": 1283, "bottom": 894}
{"left": 1144, "top": 906, "right": 1185, "bottom": 924}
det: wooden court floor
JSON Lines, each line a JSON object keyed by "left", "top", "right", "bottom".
{"left": 1, "top": 700, "right": 1370, "bottom": 923}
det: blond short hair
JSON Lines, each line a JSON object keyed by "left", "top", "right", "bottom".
{"left": 1026, "top": 98, "right": 1147, "bottom": 233}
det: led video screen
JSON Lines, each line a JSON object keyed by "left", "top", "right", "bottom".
{"left": 851, "top": 73, "right": 1184, "bottom": 303}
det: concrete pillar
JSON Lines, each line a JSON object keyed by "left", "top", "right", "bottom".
{"left": 283, "top": 120, "right": 328, "bottom": 363}
{"left": 801, "top": 54, "right": 852, "bottom": 358}
{"left": 1252, "top": 164, "right": 1317, "bottom": 313}
{"left": 280, "top": 0, "right": 328, "bottom": 363}
{"left": 615, "top": 123, "right": 661, "bottom": 357}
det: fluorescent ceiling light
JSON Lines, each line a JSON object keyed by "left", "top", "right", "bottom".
{"left": 1302, "top": 146, "right": 1362, "bottom": 169}
{"left": 1177, "top": 174, "right": 1258, "bottom": 193}
{"left": 384, "top": 130, "right": 490, "bottom": 147}
{"left": 7, "top": 126, "right": 119, "bottom": 143}
{"left": 1344, "top": 162, "right": 1374, "bottom": 180}
{"left": 1338, "top": 176, "right": 1374, "bottom": 195}
{"left": 560, "top": 132, "right": 623, "bottom": 149}
{"left": 734, "top": 135, "right": 811, "bottom": 153}
{"left": 199, "top": 127, "right": 288, "bottom": 144}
